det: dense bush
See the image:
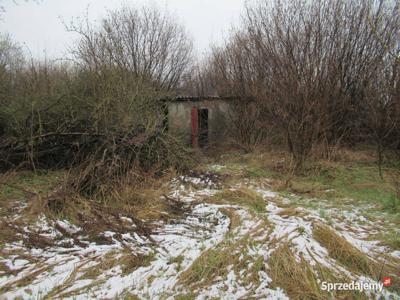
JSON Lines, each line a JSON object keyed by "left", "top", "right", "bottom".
{"left": 0, "top": 6, "right": 194, "bottom": 195}
{"left": 203, "top": 0, "right": 400, "bottom": 169}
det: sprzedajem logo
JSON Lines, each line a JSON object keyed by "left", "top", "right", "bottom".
{"left": 321, "top": 280, "right": 387, "bottom": 293}
{"left": 383, "top": 277, "right": 392, "bottom": 287}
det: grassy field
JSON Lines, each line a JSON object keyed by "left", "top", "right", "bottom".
{"left": 207, "top": 146, "right": 400, "bottom": 248}
{"left": 209, "top": 147, "right": 399, "bottom": 210}
{"left": 0, "top": 146, "right": 399, "bottom": 299}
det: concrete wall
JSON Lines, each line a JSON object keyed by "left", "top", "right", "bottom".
{"left": 167, "top": 99, "right": 232, "bottom": 145}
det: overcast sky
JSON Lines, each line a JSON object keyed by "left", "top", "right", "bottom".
{"left": 0, "top": 0, "right": 246, "bottom": 59}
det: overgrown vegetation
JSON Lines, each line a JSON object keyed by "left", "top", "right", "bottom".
{"left": 209, "top": 187, "right": 266, "bottom": 213}
{"left": 1, "top": 1, "right": 400, "bottom": 298}
{"left": 191, "top": 0, "right": 400, "bottom": 170}
{"left": 269, "top": 243, "right": 367, "bottom": 299}
{"left": 0, "top": 5, "right": 194, "bottom": 222}
{"left": 178, "top": 228, "right": 269, "bottom": 297}
{"left": 2, "top": 0, "right": 399, "bottom": 217}
{"left": 313, "top": 224, "right": 400, "bottom": 293}
{"left": 210, "top": 147, "right": 400, "bottom": 216}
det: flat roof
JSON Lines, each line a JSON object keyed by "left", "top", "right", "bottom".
{"left": 162, "top": 96, "right": 236, "bottom": 103}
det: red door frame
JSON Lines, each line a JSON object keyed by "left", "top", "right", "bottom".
{"left": 191, "top": 107, "right": 199, "bottom": 148}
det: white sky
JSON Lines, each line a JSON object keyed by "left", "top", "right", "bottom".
{"left": 0, "top": 0, "right": 246, "bottom": 59}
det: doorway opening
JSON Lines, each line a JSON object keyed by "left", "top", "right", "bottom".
{"left": 191, "top": 107, "right": 209, "bottom": 148}
{"left": 198, "top": 108, "right": 208, "bottom": 147}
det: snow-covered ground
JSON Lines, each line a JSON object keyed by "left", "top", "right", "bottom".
{"left": 0, "top": 168, "right": 399, "bottom": 299}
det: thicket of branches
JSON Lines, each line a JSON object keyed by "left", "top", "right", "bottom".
{"left": 202, "top": 0, "right": 400, "bottom": 169}
{"left": 0, "top": 6, "right": 193, "bottom": 196}
{"left": 1, "top": 0, "right": 400, "bottom": 185}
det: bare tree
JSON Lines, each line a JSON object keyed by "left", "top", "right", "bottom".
{"left": 0, "top": 34, "right": 24, "bottom": 135}
{"left": 180, "top": 57, "right": 217, "bottom": 97}
{"left": 208, "top": 0, "right": 400, "bottom": 169}
{"left": 67, "top": 6, "right": 192, "bottom": 92}
{"left": 210, "top": 32, "right": 269, "bottom": 151}
{"left": 0, "top": 6, "right": 193, "bottom": 185}
{"left": 364, "top": 0, "right": 400, "bottom": 175}
{"left": 364, "top": 55, "right": 400, "bottom": 177}
{"left": 64, "top": 6, "right": 193, "bottom": 134}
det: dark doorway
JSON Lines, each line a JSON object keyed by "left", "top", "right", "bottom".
{"left": 198, "top": 109, "right": 208, "bottom": 147}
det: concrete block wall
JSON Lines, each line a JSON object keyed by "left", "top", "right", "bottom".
{"left": 167, "top": 99, "right": 232, "bottom": 145}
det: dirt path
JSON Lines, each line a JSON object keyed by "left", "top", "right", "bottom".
{"left": 0, "top": 169, "right": 399, "bottom": 299}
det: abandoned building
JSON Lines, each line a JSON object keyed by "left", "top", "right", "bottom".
{"left": 165, "top": 96, "right": 233, "bottom": 147}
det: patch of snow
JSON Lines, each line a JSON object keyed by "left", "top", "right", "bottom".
{"left": 1, "top": 169, "right": 399, "bottom": 300}
{"left": 56, "top": 220, "right": 81, "bottom": 234}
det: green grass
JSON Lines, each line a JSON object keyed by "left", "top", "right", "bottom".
{"left": 174, "top": 293, "right": 196, "bottom": 300}
{"left": 211, "top": 150, "right": 284, "bottom": 179}
{"left": 371, "top": 229, "right": 400, "bottom": 250}
{"left": 381, "top": 194, "right": 400, "bottom": 212}
{"left": 168, "top": 255, "right": 184, "bottom": 272}
{"left": 244, "top": 165, "right": 273, "bottom": 178}
{"left": 123, "top": 293, "right": 140, "bottom": 300}
{"left": 0, "top": 170, "right": 64, "bottom": 200}
{"left": 215, "top": 151, "right": 399, "bottom": 213}
{"left": 287, "top": 163, "right": 399, "bottom": 213}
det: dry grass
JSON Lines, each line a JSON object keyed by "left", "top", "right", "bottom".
{"left": 16, "top": 170, "right": 188, "bottom": 248}
{"left": 0, "top": 169, "right": 185, "bottom": 297}
{"left": 268, "top": 243, "right": 325, "bottom": 299}
{"left": 40, "top": 249, "right": 157, "bottom": 298}
{"left": 119, "top": 250, "right": 155, "bottom": 275}
{"left": 174, "top": 293, "right": 196, "bottom": 300}
{"left": 0, "top": 263, "right": 56, "bottom": 295}
{"left": 0, "top": 220, "right": 55, "bottom": 250}
{"left": 313, "top": 224, "right": 378, "bottom": 277}
{"left": 44, "top": 259, "right": 94, "bottom": 300}
{"left": 178, "top": 246, "right": 234, "bottom": 289}
{"left": 332, "top": 148, "right": 377, "bottom": 164}
{"left": 122, "top": 292, "right": 141, "bottom": 300}
{"left": 0, "top": 170, "right": 65, "bottom": 222}
{"left": 79, "top": 252, "right": 120, "bottom": 280}
{"left": 268, "top": 243, "right": 367, "bottom": 299}
{"left": 277, "top": 207, "right": 307, "bottom": 218}
{"left": 1, "top": 166, "right": 186, "bottom": 232}
{"left": 78, "top": 249, "right": 154, "bottom": 282}
{"left": 219, "top": 208, "right": 242, "bottom": 232}
{"left": 313, "top": 223, "right": 400, "bottom": 294}
{"left": 111, "top": 183, "right": 172, "bottom": 222}
{"left": 209, "top": 188, "right": 267, "bottom": 213}
{"left": 208, "top": 147, "right": 399, "bottom": 211}
{"left": 178, "top": 224, "right": 270, "bottom": 295}
{"left": 168, "top": 255, "right": 184, "bottom": 272}
{"left": 53, "top": 278, "right": 107, "bottom": 299}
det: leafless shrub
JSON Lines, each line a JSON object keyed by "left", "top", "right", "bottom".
{"left": 364, "top": 56, "right": 400, "bottom": 177}
{"left": 210, "top": 33, "right": 271, "bottom": 151}
{"left": 67, "top": 130, "right": 192, "bottom": 197}
{"left": 0, "top": 5, "right": 194, "bottom": 197}
{"left": 68, "top": 6, "right": 192, "bottom": 91}
{"left": 208, "top": 0, "right": 400, "bottom": 170}
{"left": 180, "top": 58, "right": 216, "bottom": 97}
{"left": 362, "top": 2, "right": 400, "bottom": 175}
{"left": 0, "top": 34, "right": 25, "bottom": 131}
